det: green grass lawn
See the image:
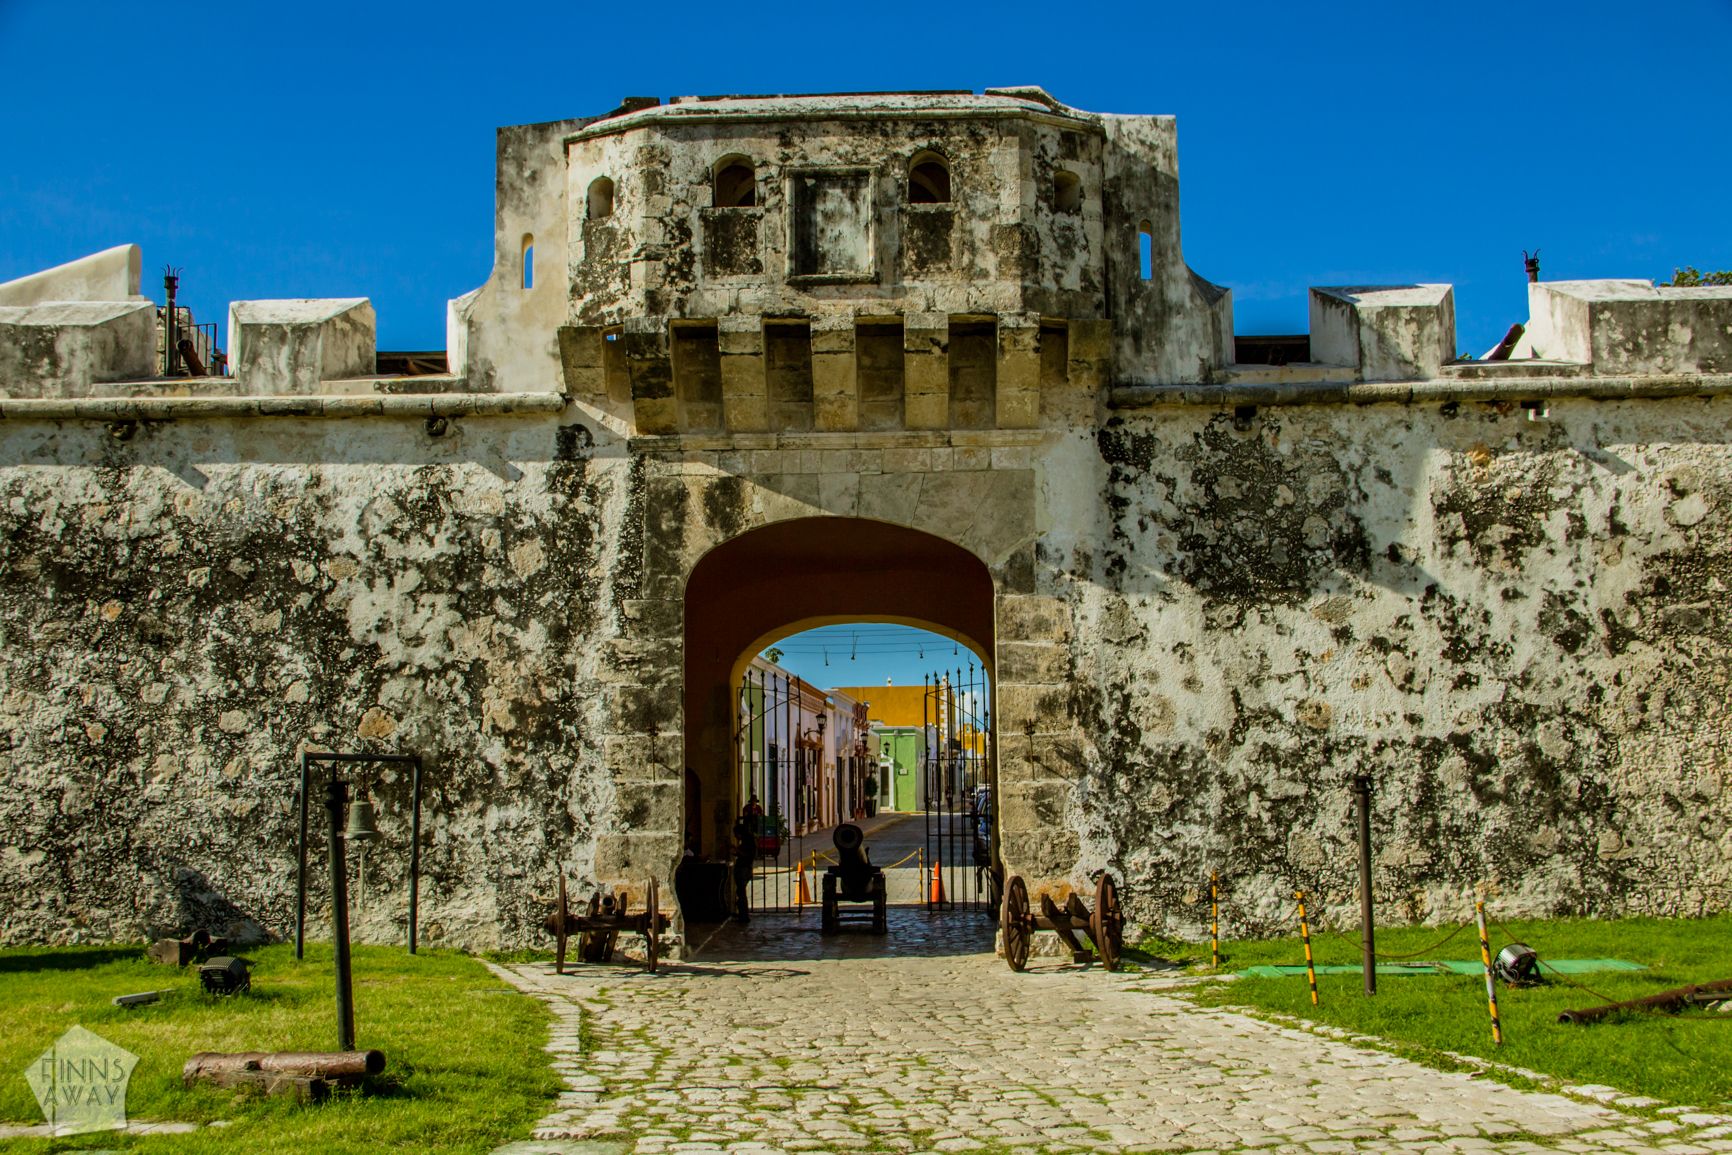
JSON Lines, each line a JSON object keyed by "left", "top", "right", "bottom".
{"left": 1146, "top": 913, "right": 1732, "bottom": 1110}
{"left": 0, "top": 943, "right": 558, "bottom": 1153}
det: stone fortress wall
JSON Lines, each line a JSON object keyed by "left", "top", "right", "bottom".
{"left": 0, "top": 88, "right": 1728, "bottom": 949}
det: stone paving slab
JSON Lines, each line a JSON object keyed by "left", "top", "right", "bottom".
{"left": 491, "top": 915, "right": 1732, "bottom": 1155}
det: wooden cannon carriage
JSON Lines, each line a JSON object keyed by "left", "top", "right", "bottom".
{"left": 544, "top": 877, "right": 671, "bottom": 973}
{"left": 999, "top": 873, "right": 1125, "bottom": 972}
{"left": 821, "top": 823, "right": 887, "bottom": 934}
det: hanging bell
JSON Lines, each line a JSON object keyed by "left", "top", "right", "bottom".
{"left": 343, "top": 797, "right": 382, "bottom": 844}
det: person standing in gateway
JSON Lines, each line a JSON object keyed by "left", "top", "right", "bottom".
{"left": 731, "top": 798, "right": 761, "bottom": 921}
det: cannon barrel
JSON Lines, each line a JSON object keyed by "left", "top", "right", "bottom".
{"left": 184, "top": 1050, "right": 385, "bottom": 1081}
{"left": 1558, "top": 978, "right": 1732, "bottom": 1024}
{"left": 822, "top": 824, "right": 888, "bottom": 933}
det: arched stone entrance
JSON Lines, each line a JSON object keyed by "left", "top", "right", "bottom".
{"left": 591, "top": 452, "right": 1071, "bottom": 946}
{"left": 682, "top": 517, "right": 995, "bottom": 860}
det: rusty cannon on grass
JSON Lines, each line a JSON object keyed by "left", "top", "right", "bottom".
{"left": 183, "top": 1050, "right": 385, "bottom": 1102}
{"left": 544, "top": 877, "right": 671, "bottom": 973}
{"left": 821, "top": 823, "right": 887, "bottom": 935}
{"left": 1558, "top": 977, "right": 1732, "bottom": 1024}
{"left": 999, "top": 873, "right": 1126, "bottom": 972}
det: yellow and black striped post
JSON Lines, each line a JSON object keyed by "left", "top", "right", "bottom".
{"left": 1476, "top": 900, "right": 1504, "bottom": 1046}
{"left": 1210, "top": 872, "right": 1220, "bottom": 969}
{"left": 1296, "top": 890, "right": 1319, "bottom": 1006}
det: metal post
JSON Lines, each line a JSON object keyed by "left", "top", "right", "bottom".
{"left": 1296, "top": 890, "right": 1319, "bottom": 1006}
{"left": 1476, "top": 900, "right": 1503, "bottom": 1047}
{"left": 162, "top": 267, "right": 180, "bottom": 377}
{"left": 295, "top": 751, "right": 310, "bottom": 959}
{"left": 1355, "top": 774, "right": 1376, "bottom": 996}
{"left": 1210, "top": 871, "right": 1220, "bottom": 968}
{"left": 923, "top": 672, "right": 931, "bottom": 912}
{"left": 326, "top": 778, "right": 356, "bottom": 1051}
{"left": 408, "top": 756, "right": 422, "bottom": 955}
{"left": 950, "top": 666, "right": 959, "bottom": 908}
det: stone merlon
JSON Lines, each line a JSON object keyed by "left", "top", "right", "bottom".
{"left": 228, "top": 298, "right": 377, "bottom": 395}
{"left": 1518, "top": 279, "right": 1732, "bottom": 375}
{"left": 1310, "top": 285, "right": 1455, "bottom": 383}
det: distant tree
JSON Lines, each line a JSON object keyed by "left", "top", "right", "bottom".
{"left": 1664, "top": 267, "right": 1732, "bottom": 286}
{"left": 764, "top": 646, "right": 784, "bottom": 665}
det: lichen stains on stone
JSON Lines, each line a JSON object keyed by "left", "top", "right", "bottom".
{"left": 1432, "top": 445, "right": 1573, "bottom": 571}
{"left": 1098, "top": 414, "right": 1370, "bottom": 603}
{"left": 1058, "top": 403, "right": 1732, "bottom": 936}
{"left": 0, "top": 418, "right": 624, "bottom": 949}
{"left": 700, "top": 474, "right": 746, "bottom": 544}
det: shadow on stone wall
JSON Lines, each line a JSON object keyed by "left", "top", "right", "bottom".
{"left": 146, "top": 865, "right": 273, "bottom": 946}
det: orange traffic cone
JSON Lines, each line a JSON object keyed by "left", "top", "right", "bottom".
{"left": 929, "top": 860, "right": 946, "bottom": 905}
{"left": 795, "top": 857, "right": 813, "bottom": 906}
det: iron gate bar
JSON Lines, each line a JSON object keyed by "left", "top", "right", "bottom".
{"left": 294, "top": 751, "right": 424, "bottom": 958}
{"left": 923, "top": 664, "right": 993, "bottom": 915}
{"left": 734, "top": 666, "right": 807, "bottom": 914}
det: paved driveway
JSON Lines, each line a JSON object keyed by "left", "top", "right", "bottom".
{"left": 494, "top": 910, "right": 1730, "bottom": 1155}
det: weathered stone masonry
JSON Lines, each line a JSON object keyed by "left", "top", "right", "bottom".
{"left": 1, "top": 89, "right": 1729, "bottom": 949}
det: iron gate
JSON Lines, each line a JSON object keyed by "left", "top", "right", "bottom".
{"left": 923, "top": 664, "right": 996, "bottom": 914}
{"left": 735, "top": 666, "right": 812, "bottom": 913}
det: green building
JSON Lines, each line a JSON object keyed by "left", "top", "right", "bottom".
{"left": 873, "top": 726, "right": 927, "bottom": 812}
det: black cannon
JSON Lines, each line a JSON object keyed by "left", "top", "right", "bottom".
{"left": 821, "top": 823, "right": 887, "bottom": 934}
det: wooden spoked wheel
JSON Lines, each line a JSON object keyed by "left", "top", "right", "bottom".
{"left": 645, "top": 878, "right": 661, "bottom": 973}
{"left": 554, "top": 877, "right": 570, "bottom": 975}
{"left": 1092, "top": 873, "right": 1124, "bottom": 972}
{"left": 1002, "top": 875, "right": 1031, "bottom": 972}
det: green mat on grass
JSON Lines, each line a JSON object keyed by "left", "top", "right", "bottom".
{"left": 1237, "top": 958, "right": 1646, "bottom": 978}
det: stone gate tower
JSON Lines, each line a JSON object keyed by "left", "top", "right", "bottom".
{"left": 455, "top": 87, "right": 1232, "bottom": 427}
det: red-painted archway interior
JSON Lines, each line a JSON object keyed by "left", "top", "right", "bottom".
{"left": 683, "top": 517, "right": 994, "bottom": 856}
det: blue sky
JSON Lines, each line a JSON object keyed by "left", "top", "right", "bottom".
{"left": 2, "top": 1, "right": 1727, "bottom": 356}
{"left": 761, "top": 625, "right": 988, "bottom": 695}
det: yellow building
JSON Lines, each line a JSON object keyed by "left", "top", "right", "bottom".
{"left": 831, "top": 682, "right": 986, "bottom": 756}
{"left": 830, "top": 684, "right": 928, "bottom": 729}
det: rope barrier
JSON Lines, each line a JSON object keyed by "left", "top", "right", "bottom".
{"left": 1364, "top": 921, "right": 1474, "bottom": 961}
{"left": 1205, "top": 876, "right": 1730, "bottom": 981}
{"left": 761, "top": 847, "right": 926, "bottom": 873}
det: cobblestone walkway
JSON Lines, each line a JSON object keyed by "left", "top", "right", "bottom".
{"left": 492, "top": 912, "right": 1732, "bottom": 1155}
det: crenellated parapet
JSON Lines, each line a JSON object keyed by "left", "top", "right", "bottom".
{"left": 0, "top": 244, "right": 156, "bottom": 397}
{"left": 1310, "top": 285, "right": 1456, "bottom": 383}
{"left": 6, "top": 91, "right": 1732, "bottom": 426}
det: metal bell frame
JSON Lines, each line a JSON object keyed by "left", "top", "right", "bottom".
{"left": 292, "top": 750, "right": 424, "bottom": 1052}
